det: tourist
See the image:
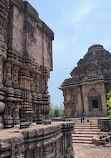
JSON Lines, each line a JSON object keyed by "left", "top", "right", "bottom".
{"left": 81, "top": 117, "right": 83, "bottom": 123}
{"left": 83, "top": 112, "right": 85, "bottom": 117}
{"left": 82, "top": 115, "right": 85, "bottom": 122}
{"left": 90, "top": 120, "right": 92, "bottom": 128}
{"left": 82, "top": 112, "right": 85, "bottom": 122}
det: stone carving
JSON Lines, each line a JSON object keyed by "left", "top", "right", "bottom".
{"left": 0, "top": 1, "right": 75, "bottom": 158}
{"left": 98, "top": 119, "right": 111, "bottom": 132}
{"left": 0, "top": 0, "right": 9, "bottom": 128}
{"left": 12, "top": 65, "right": 20, "bottom": 88}
{"left": 88, "top": 88, "right": 99, "bottom": 97}
{"left": 0, "top": 0, "right": 54, "bottom": 128}
{"left": 60, "top": 44, "right": 110, "bottom": 117}
{"left": 0, "top": 122, "right": 74, "bottom": 158}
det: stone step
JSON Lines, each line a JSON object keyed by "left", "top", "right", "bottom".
{"left": 74, "top": 125, "right": 98, "bottom": 128}
{"left": 75, "top": 129, "right": 100, "bottom": 132}
{"left": 74, "top": 131, "right": 100, "bottom": 135}
{"left": 75, "top": 122, "right": 98, "bottom": 124}
{"left": 75, "top": 124, "right": 98, "bottom": 126}
{"left": 76, "top": 120, "right": 98, "bottom": 122}
{"left": 74, "top": 126, "right": 99, "bottom": 128}
{"left": 72, "top": 140, "right": 92, "bottom": 144}
{"left": 75, "top": 126, "right": 98, "bottom": 128}
{"left": 72, "top": 137, "right": 92, "bottom": 141}
{"left": 75, "top": 127, "right": 99, "bottom": 129}
{"left": 75, "top": 123, "right": 98, "bottom": 125}
{"left": 75, "top": 130, "right": 100, "bottom": 133}
{"left": 73, "top": 118, "right": 100, "bottom": 144}
{"left": 72, "top": 134, "right": 94, "bottom": 138}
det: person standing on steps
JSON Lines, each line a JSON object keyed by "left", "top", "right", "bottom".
{"left": 90, "top": 120, "right": 92, "bottom": 128}
{"left": 81, "top": 116, "right": 83, "bottom": 123}
{"left": 82, "top": 115, "right": 85, "bottom": 122}
{"left": 82, "top": 112, "right": 85, "bottom": 122}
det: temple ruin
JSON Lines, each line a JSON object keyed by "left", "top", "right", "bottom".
{"left": 0, "top": 0, "right": 54, "bottom": 128}
{"left": 0, "top": 0, "right": 74, "bottom": 157}
{"left": 60, "top": 44, "right": 110, "bottom": 117}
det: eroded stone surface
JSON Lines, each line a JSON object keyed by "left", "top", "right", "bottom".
{"left": 0, "top": 122, "right": 74, "bottom": 158}
{"left": 98, "top": 119, "right": 111, "bottom": 132}
{"left": 0, "top": 0, "right": 54, "bottom": 128}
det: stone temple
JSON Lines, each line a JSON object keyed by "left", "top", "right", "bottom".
{"left": 60, "top": 44, "right": 111, "bottom": 117}
{"left": 0, "top": 0, "right": 54, "bottom": 128}
{"left": 0, "top": 0, "right": 74, "bottom": 157}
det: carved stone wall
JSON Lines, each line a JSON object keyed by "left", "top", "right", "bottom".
{"left": 63, "top": 87, "right": 82, "bottom": 117}
{"left": 98, "top": 119, "right": 111, "bottom": 132}
{"left": 0, "top": 0, "right": 54, "bottom": 128}
{"left": 61, "top": 45, "right": 110, "bottom": 117}
{"left": 0, "top": 122, "right": 74, "bottom": 158}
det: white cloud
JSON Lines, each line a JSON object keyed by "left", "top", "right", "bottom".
{"left": 60, "top": 0, "right": 94, "bottom": 27}
{"left": 72, "top": 4, "right": 93, "bottom": 25}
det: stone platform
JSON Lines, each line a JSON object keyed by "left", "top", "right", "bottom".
{"left": 0, "top": 122, "right": 74, "bottom": 158}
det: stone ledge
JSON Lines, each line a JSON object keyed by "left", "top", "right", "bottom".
{"left": 0, "top": 122, "right": 74, "bottom": 158}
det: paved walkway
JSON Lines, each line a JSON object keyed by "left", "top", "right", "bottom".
{"left": 73, "top": 143, "right": 111, "bottom": 158}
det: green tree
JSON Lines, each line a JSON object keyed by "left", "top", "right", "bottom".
{"left": 54, "top": 109, "right": 59, "bottom": 117}
{"left": 107, "top": 92, "right": 111, "bottom": 118}
{"left": 50, "top": 108, "right": 64, "bottom": 117}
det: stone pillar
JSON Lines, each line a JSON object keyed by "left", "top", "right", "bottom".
{"left": 4, "top": 62, "right": 14, "bottom": 128}
{"left": 30, "top": 72, "right": 38, "bottom": 123}
{"left": 35, "top": 75, "right": 43, "bottom": 124}
{"left": 12, "top": 66, "right": 21, "bottom": 125}
{"left": 13, "top": 102, "right": 21, "bottom": 125}
{"left": 0, "top": 0, "right": 9, "bottom": 128}
{"left": 0, "top": 57, "right": 6, "bottom": 128}
{"left": 42, "top": 70, "right": 50, "bottom": 119}
{"left": 19, "top": 68, "right": 33, "bottom": 122}
{"left": 4, "top": 102, "right": 13, "bottom": 128}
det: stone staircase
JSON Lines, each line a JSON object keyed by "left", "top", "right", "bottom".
{"left": 72, "top": 119, "right": 101, "bottom": 144}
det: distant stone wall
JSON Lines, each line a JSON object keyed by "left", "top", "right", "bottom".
{"left": 98, "top": 119, "right": 111, "bottom": 132}
{"left": 0, "top": 122, "right": 74, "bottom": 158}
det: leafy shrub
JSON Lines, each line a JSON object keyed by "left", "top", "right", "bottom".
{"left": 107, "top": 92, "right": 111, "bottom": 118}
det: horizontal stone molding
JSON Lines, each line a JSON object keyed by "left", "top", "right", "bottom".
{"left": 0, "top": 122, "right": 74, "bottom": 158}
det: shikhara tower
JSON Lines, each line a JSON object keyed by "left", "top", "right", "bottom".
{"left": 60, "top": 44, "right": 110, "bottom": 117}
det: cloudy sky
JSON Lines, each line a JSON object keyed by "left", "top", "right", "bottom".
{"left": 28, "top": 0, "right": 111, "bottom": 108}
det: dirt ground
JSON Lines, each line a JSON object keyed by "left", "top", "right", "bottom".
{"left": 73, "top": 143, "right": 111, "bottom": 158}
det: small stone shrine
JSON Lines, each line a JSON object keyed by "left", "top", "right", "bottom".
{"left": 60, "top": 44, "right": 111, "bottom": 117}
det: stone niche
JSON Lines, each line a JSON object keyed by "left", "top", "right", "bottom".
{"left": 60, "top": 44, "right": 111, "bottom": 117}
{"left": 0, "top": 122, "right": 74, "bottom": 158}
{"left": 0, "top": 0, "right": 54, "bottom": 128}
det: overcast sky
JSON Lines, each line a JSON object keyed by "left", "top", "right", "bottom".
{"left": 28, "top": 0, "right": 111, "bottom": 108}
